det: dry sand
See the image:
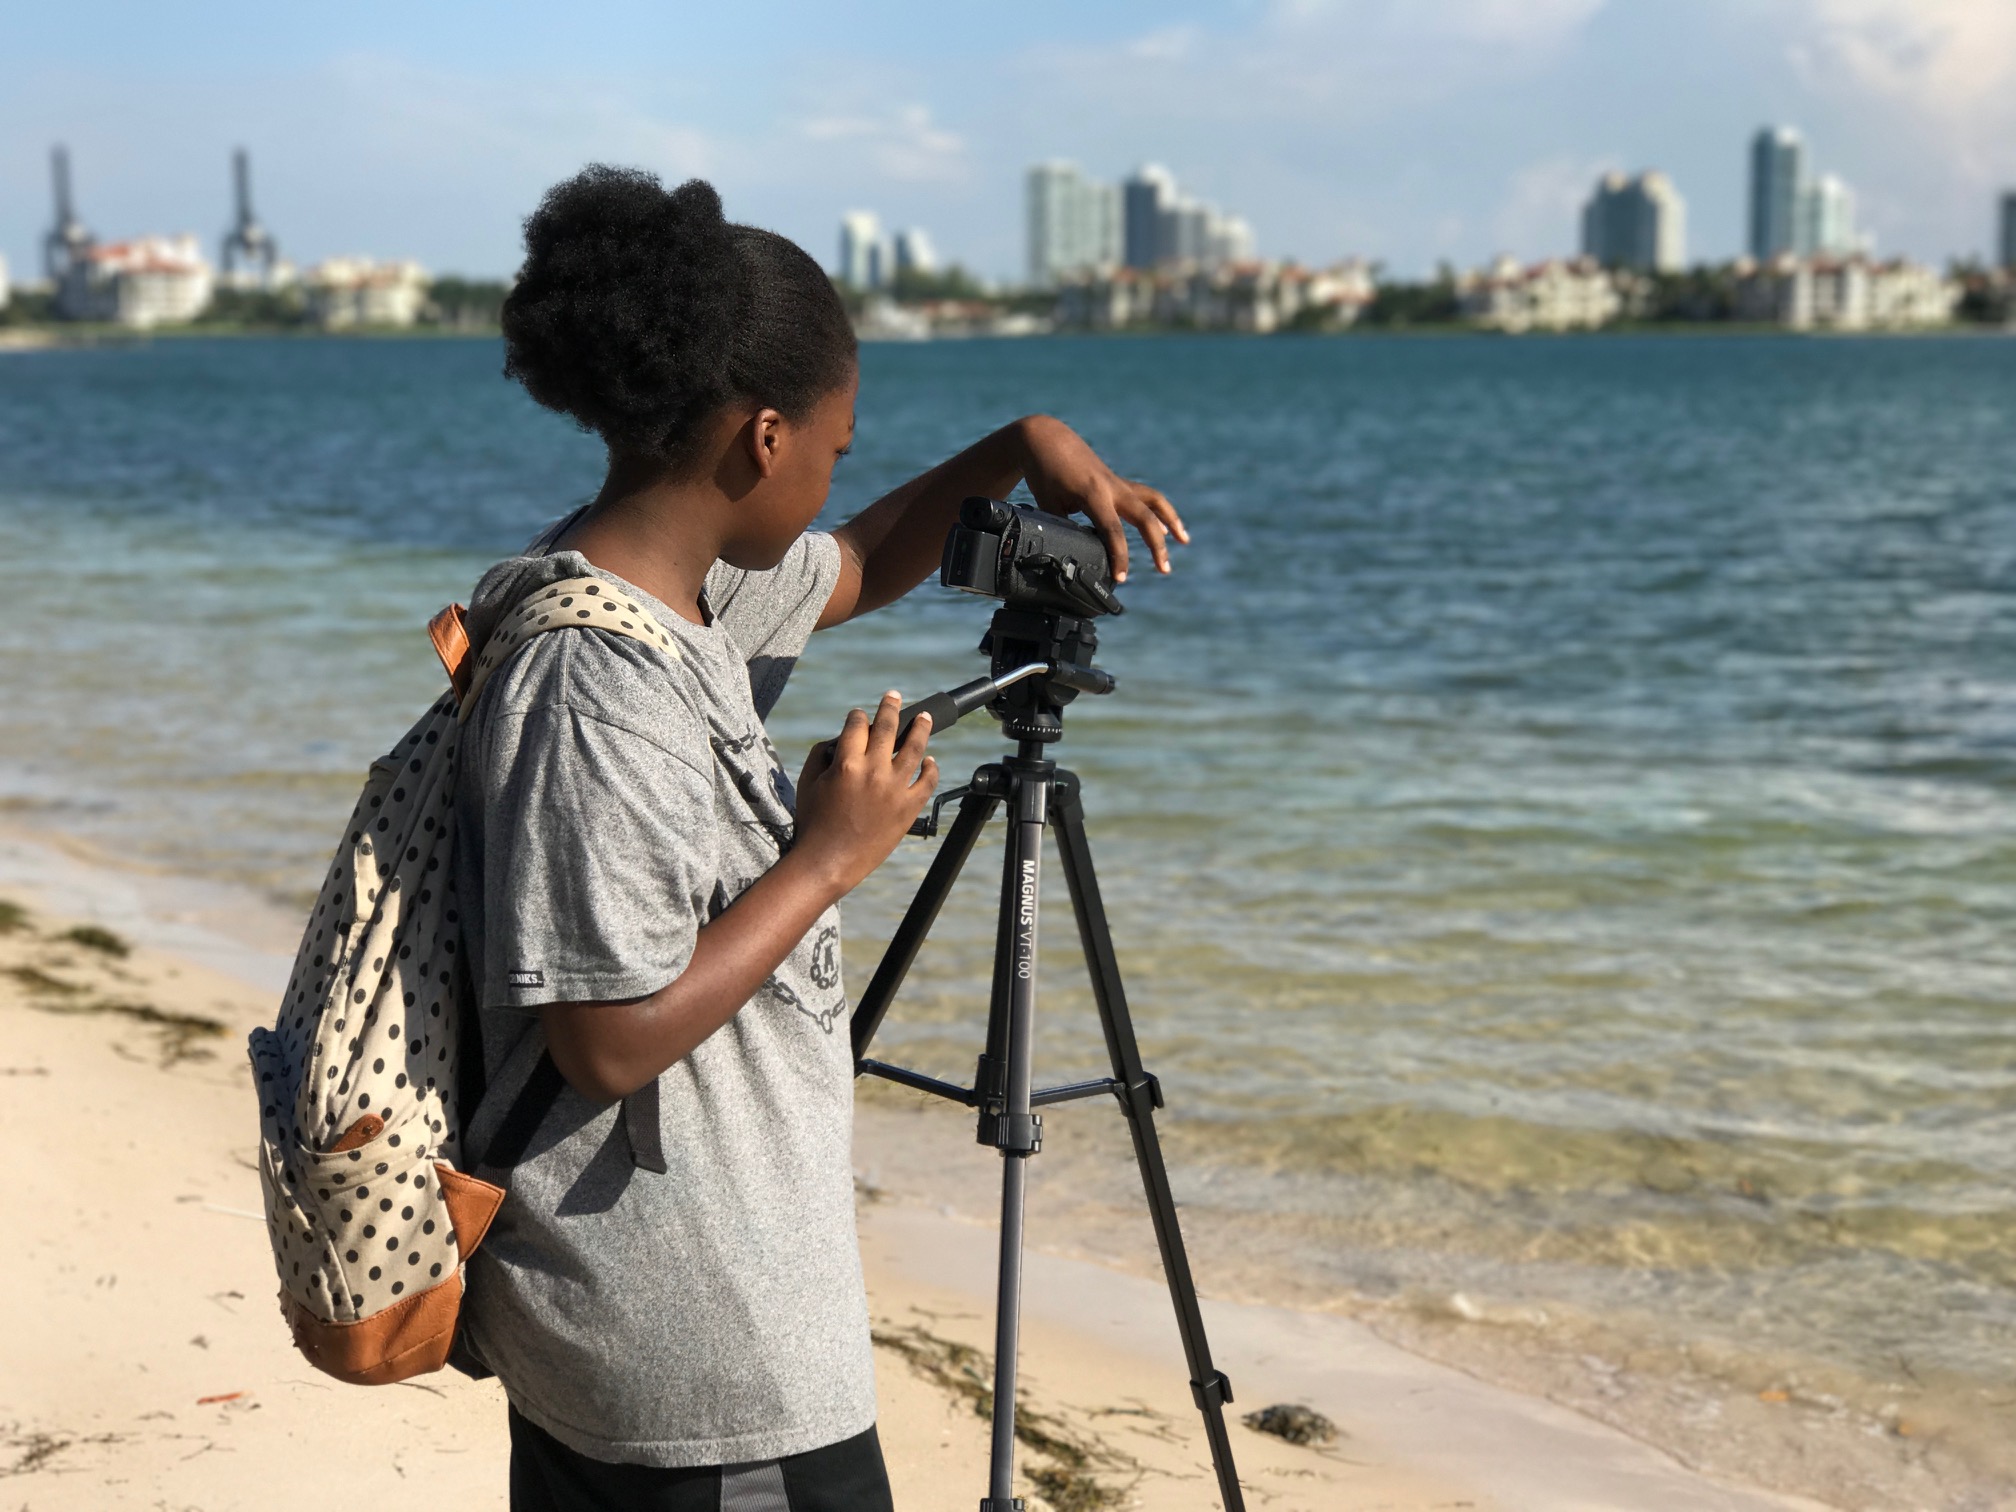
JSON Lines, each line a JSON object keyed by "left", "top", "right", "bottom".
{"left": 0, "top": 837, "right": 1840, "bottom": 1511}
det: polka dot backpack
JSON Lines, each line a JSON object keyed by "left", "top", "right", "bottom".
{"left": 248, "top": 579, "right": 682, "bottom": 1384}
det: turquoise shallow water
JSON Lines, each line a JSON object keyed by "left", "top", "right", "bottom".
{"left": 1, "top": 334, "right": 2011, "bottom": 1484}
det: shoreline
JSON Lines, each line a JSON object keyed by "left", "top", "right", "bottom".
{"left": 1, "top": 322, "right": 2010, "bottom": 350}
{"left": 0, "top": 824, "right": 1855, "bottom": 1511}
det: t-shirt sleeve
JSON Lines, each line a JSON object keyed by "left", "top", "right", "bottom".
{"left": 703, "top": 531, "right": 844, "bottom": 719}
{"left": 473, "top": 701, "right": 718, "bottom": 1011}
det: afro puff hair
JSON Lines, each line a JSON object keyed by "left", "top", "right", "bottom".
{"left": 502, "top": 167, "right": 854, "bottom": 470}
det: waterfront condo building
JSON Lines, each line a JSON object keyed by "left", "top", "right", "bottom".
{"left": 1802, "top": 174, "right": 1862, "bottom": 258}
{"left": 1055, "top": 259, "right": 1373, "bottom": 333}
{"left": 1733, "top": 255, "right": 1957, "bottom": 330}
{"left": 1026, "top": 161, "right": 1120, "bottom": 289}
{"left": 1114, "top": 163, "right": 1254, "bottom": 273}
{"left": 1749, "top": 126, "right": 1806, "bottom": 260}
{"left": 838, "top": 211, "right": 889, "bottom": 291}
{"left": 1581, "top": 171, "right": 1686, "bottom": 272}
{"left": 1458, "top": 256, "right": 1624, "bottom": 333}
{"left": 302, "top": 258, "right": 426, "bottom": 329}
{"left": 892, "top": 227, "right": 937, "bottom": 278}
{"left": 1750, "top": 125, "right": 1868, "bottom": 261}
{"left": 1122, "top": 164, "right": 1176, "bottom": 271}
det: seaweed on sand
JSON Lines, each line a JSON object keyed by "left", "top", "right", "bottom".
{"left": 872, "top": 1321, "right": 1137, "bottom": 1511}
{"left": 61, "top": 924, "right": 131, "bottom": 958}
{"left": 6, "top": 965, "right": 226, "bottom": 1064}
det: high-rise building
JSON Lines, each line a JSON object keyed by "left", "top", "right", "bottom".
{"left": 1581, "top": 171, "right": 1687, "bottom": 272}
{"left": 1208, "top": 215, "right": 1256, "bottom": 267}
{"left": 1123, "top": 165, "right": 1177, "bottom": 270}
{"left": 1160, "top": 197, "right": 1214, "bottom": 266}
{"left": 1749, "top": 126, "right": 1806, "bottom": 260}
{"left": 892, "top": 228, "right": 937, "bottom": 278}
{"left": 1026, "top": 162, "right": 1120, "bottom": 288}
{"left": 1802, "top": 174, "right": 1860, "bottom": 258}
{"left": 1999, "top": 191, "right": 2016, "bottom": 270}
{"left": 838, "top": 210, "right": 887, "bottom": 290}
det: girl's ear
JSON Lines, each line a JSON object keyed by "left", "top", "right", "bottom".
{"left": 745, "top": 407, "right": 786, "bottom": 478}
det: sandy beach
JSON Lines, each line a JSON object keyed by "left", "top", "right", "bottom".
{"left": 0, "top": 828, "right": 1853, "bottom": 1512}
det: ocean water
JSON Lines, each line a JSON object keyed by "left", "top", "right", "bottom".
{"left": 2, "top": 334, "right": 2012, "bottom": 1499}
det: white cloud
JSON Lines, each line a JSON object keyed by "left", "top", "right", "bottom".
{"left": 1125, "top": 25, "right": 1204, "bottom": 62}
{"left": 321, "top": 55, "right": 718, "bottom": 185}
{"left": 797, "top": 102, "right": 967, "bottom": 184}
{"left": 1768, "top": 0, "right": 2016, "bottom": 253}
{"left": 1491, "top": 154, "right": 1614, "bottom": 259}
{"left": 1793, "top": 0, "right": 2016, "bottom": 111}
{"left": 1265, "top": 0, "right": 1609, "bottom": 53}
{"left": 1029, "top": 0, "right": 1610, "bottom": 137}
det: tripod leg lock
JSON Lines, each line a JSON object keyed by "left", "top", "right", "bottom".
{"left": 983, "top": 1112, "right": 1043, "bottom": 1154}
{"left": 1128, "top": 1072, "right": 1165, "bottom": 1111}
{"left": 978, "top": 1500, "right": 1025, "bottom": 1512}
{"left": 1190, "top": 1370, "right": 1235, "bottom": 1411}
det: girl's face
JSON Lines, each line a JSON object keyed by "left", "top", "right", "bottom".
{"left": 724, "top": 366, "right": 859, "bottom": 571}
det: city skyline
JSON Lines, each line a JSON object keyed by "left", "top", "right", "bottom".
{"left": 4, "top": 2, "right": 2015, "bottom": 281}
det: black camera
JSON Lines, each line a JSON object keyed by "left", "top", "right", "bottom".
{"left": 940, "top": 498, "right": 1124, "bottom": 618}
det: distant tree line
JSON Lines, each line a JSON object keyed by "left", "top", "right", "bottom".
{"left": 1354, "top": 260, "right": 2011, "bottom": 329}
{"left": 1, "top": 277, "right": 514, "bottom": 332}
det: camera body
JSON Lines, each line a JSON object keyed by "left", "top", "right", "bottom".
{"left": 935, "top": 499, "right": 1121, "bottom": 743}
{"left": 940, "top": 498, "right": 1124, "bottom": 619}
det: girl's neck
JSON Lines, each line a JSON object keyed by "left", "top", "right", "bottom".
{"left": 553, "top": 456, "right": 726, "bottom": 626}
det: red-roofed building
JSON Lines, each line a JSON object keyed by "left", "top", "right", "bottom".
{"left": 1733, "top": 254, "right": 1958, "bottom": 330}
{"left": 1456, "top": 255, "right": 1623, "bottom": 332}
{"left": 57, "top": 234, "right": 214, "bottom": 327}
{"left": 303, "top": 258, "right": 428, "bottom": 329}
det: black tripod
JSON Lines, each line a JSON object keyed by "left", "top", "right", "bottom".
{"left": 851, "top": 605, "right": 1245, "bottom": 1512}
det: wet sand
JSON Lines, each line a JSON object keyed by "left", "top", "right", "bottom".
{"left": 0, "top": 835, "right": 1836, "bottom": 1511}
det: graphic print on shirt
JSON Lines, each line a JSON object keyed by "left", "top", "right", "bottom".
{"left": 808, "top": 924, "right": 840, "bottom": 992}
{"left": 763, "top": 972, "right": 845, "bottom": 1033}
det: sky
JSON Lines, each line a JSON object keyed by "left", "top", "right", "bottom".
{"left": 3, "top": 0, "right": 2013, "bottom": 283}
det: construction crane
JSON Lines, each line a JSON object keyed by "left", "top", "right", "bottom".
{"left": 221, "top": 148, "right": 280, "bottom": 287}
{"left": 43, "top": 145, "right": 95, "bottom": 284}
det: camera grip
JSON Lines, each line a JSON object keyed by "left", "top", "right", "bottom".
{"left": 896, "top": 689, "right": 963, "bottom": 745}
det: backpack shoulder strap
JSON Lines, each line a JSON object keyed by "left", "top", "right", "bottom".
{"left": 432, "top": 575, "right": 685, "bottom": 1178}
{"left": 432, "top": 576, "right": 683, "bottom": 722}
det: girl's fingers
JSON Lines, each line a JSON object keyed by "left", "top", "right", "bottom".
{"left": 832, "top": 706, "right": 871, "bottom": 761}
{"left": 1136, "top": 511, "right": 1172, "bottom": 573}
{"left": 1087, "top": 494, "right": 1130, "bottom": 583}
{"left": 1144, "top": 487, "right": 1189, "bottom": 544}
{"left": 866, "top": 690, "right": 902, "bottom": 758}
{"left": 897, "top": 709, "right": 933, "bottom": 765}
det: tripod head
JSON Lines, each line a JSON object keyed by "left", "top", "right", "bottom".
{"left": 978, "top": 604, "right": 1109, "bottom": 743}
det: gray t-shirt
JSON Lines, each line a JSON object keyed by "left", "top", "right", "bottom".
{"left": 452, "top": 529, "right": 868, "bottom": 1468}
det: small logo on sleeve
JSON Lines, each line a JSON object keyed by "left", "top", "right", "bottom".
{"left": 507, "top": 968, "right": 546, "bottom": 989}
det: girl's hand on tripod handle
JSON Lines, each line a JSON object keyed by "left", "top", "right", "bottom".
{"left": 1017, "top": 414, "right": 1189, "bottom": 584}
{"left": 793, "top": 692, "right": 938, "bottom": 896}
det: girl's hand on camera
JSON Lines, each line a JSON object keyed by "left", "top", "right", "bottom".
{"left": 793, "top": 692, "right": 938, "bottom": 896}
{"left": 1017, "top": 414, "right": 1189, "bottom": 584}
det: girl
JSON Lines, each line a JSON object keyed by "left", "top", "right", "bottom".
{"left": 454, "top": 165, "right": 1184, "bottom": 1511}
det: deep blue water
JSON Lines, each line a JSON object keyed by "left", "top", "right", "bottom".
{"left": 1, "top": 333, "right": 2012, "bottom": 1468}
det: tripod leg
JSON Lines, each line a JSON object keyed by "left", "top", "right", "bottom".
{"left": 851, "top": 782, "right": 1000, "bottom": 1064}
{"left": 980, "top": 763, "right": 1049, "bottom": 1512}
{"left": 1051, "top": 777, "right": 1248, "bottom": 1512}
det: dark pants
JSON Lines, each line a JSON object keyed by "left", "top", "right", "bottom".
{"left": 508, "top": 1408, "right": 895, "bottom": 1512}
